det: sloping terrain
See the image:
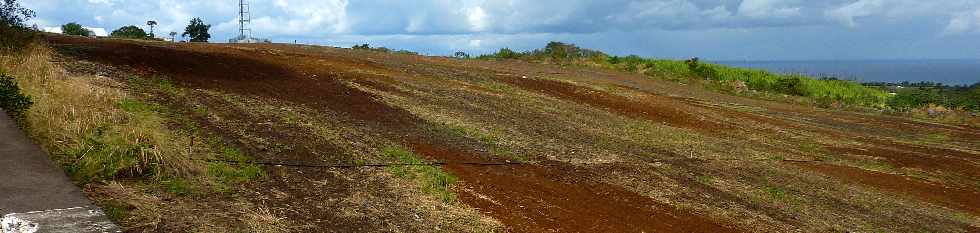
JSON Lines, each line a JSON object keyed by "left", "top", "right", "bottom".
{"left": 44, "top": 35, "right": 980, "bottom": 232}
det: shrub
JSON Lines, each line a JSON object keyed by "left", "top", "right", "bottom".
{"left": 110, "top": 25, "right": 148, "bottom": 39}
{"left": 685, "top": 57, "right": 718, "bottom": 79}
{"left": 352, "top": 43, "right": 370, "bottom": 50}
{"left": 0, "top": 0, "right": 36, "bottom": 50}
{"left": 495, "top": 48, "right": 518, "bottom": 59}
{"left": 0, "top": 72, "right": 31, "bottom": 124}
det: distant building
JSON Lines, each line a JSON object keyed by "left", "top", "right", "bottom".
{"left": 43, "top": 26, "right": 109, "bottom": 37}
{"left": 228, "top": 35, "right": 271, "bottom": 43}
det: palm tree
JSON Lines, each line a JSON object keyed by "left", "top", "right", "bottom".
{"left": 146, "top": 20, "right": 157, "bottom": 37}
{"left": 168, "top": 32, "right": 177, "bottom": 42}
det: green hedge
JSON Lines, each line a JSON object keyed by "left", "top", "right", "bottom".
{"left": 0, "top": 72, "right": 32, "bottom": 123}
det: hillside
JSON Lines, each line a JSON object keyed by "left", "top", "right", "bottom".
{"left": 6, "top": 34, "right": 980, "bottom": 232}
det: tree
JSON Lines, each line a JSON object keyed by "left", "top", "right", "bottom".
{"left": 181, "top": 17, "right": 210, "bottom": 42}
{"left": 61, "top": 22, "right": 90, "bottom": 36}
{"left": 454, "top": 51, "right": 470, "bottom": 58}
{"left": 168, "top": 31, "right": 177, "bottom": 42}
{"left": 110, "top": 25, "right": 147, "bottom": 39}
{"left": 352, "top": 44, "right": 370, "bottom": 49}
{"left": 146, "top": 20, "right": 156, "bottom": 37}
{"left": 0, "top": 0, "right": 36, "bottom": 49}
{"left": 1, "top": 0, "right": 34, "bottom": 27}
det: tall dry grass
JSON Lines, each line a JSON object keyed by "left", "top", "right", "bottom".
{"left": 0, "top": 44, "right": 199, "bottom": 182}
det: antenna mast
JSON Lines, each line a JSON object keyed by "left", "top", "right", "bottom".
{"left": 238, "top": 0, "right": 251, "bottom": 43}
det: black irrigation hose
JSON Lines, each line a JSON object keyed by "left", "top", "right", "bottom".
{"left": 201, "top": 156, "right": 820, "bottom": 169}
{"left": 197, "top": 158, "right": 527, "bottom": 168}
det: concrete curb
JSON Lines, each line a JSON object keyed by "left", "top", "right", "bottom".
{"left": 0, "top": 108, "right": 121, "bottom": 233}
{"left": 2, "top": 206, "right": 120, "bottom": 233}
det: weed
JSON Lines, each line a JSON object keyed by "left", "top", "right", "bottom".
{"left": 192, "top": 104, "right": 208, "bottom": 116}
{"left": 161, "top": 178, "right": 194, "bottom": 196}
{"left": 118, "top": 98, "right": 161, "bottom": 113}
{"left": 798, "top": 142, "right": 824, "bottom": 154}
{"left": 920, "top": 133, "right": 949, "bottom": 144}
{"left": 486, "top": 81, "right": 517, "bottom": 94}
{"left": 382, "top": 146, "right": 458, "bottom": 203}
{"left": 207, "top": 161, "right": 263, "bottom": 192}
{"left": 100, "top": 200, "right": 134, "bottom": 222}
{"left": 695, "top": 175, "right": 716, "bottom": 185}
{"left": 220, "top": 146, "right": 249, "bottom": 162}
{"left": 764, "top": 186, "right": 787, "bottom": 200}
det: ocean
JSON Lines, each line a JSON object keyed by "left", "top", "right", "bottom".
{"left": 713, "top": 60, "right": 980, "bottom": 86}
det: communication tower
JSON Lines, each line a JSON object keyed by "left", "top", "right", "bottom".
{"left": 238, "top": 0, "right": 251, "bottom": 43}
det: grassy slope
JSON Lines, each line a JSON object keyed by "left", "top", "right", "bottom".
{"left": 2, "top": 40, "right": 501, "bottom": 232}
{"left": 0, "top": 44, "right": 286, "bottom": 231}
{"left": 9, "top": 36, "right": 980, "bottom": 232}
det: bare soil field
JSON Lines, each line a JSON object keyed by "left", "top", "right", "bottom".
{"left": 44, "top": 35, "right": 980, "bottom": 232}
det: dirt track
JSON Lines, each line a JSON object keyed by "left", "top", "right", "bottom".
{"left": 46, "top": 35, "right": 980, "bottom": 232}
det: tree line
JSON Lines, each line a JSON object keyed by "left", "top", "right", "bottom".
{"left": 58, "top": 17, "right": 211, "bottom": 43}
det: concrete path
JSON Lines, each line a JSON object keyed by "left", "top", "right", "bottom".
{"left": 0, "top": 109, "right": 119, "bottom": 233}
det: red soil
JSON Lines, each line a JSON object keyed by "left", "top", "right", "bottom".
{"left": 795, "top": 163, "right": 980, "bottom": 216}
{"left": 827, "top": 145, "right": 980, "bottom": 179}
{"left": 497, "top": 76, "right": 733, "bottom": 134}
{"left": 410, "top": 141, "right": 738, "bottom": 233}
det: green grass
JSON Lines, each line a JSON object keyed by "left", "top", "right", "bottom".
{"left": 763, "top": 186, "right": 788, "bottom": 200}
{"left": 161, "top": 178, "right": 194, "bottom": 196}
{"left": 100, "top": 200, "right": 134, "bottom": 222}
{"left": 695, "top": 175, "right": 716, "bottom": 185}
{"left": 382, "top": 146, "right": 458, "bottom": 203}
{"left": 920, "top": 133, "right": 949, "bottom": 144}
{"left": 640, "top": 59, "right": 891, "bottom": 108}
{"left": 207, "top": 162, "right": 263, "bottom": 193}
{"left": 798, "top": 142, "right": 824, "bottom": 154}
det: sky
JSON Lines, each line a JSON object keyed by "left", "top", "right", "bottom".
{"left": 20, "top": 0, "right": 980, "bottom": 60}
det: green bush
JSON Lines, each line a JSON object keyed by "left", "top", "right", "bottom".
{"left": 494, "top": 48, "right": 518, "bottom": 59}
{"left": 886, "top": 85, "right": 980, "bottom": 111}
{"left": 0, "top": 72, "right": 32, "bottom": 124}
{"left": 61, "top": 22, "right": 91, "bottom": 36}
{"left": 480, "top": 41, "right": 892, "bottom": 108}
{"left": 110, "top": 25, "right": 148, "bottom": 39}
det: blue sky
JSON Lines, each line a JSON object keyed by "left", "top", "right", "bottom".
{"left": 22, "top": 0, "right": 980, "bottom": 60}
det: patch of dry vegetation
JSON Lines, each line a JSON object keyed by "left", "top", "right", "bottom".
{"left": 0, "top": 44, "right": 269, "bottom": 231}
{"left": 172, "top": 87, "right": 503, "bottom": 232}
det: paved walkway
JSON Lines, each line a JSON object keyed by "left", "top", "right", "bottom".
{"left": 0, "top": 109, "right": 118, "bottom": 232}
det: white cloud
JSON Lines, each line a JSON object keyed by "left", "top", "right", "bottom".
{"left": 224, "top": 0, "right": 349, "bottom": 36}
{"left": 87, "top": 0, "right": 116, "bottom": 6}
{"left": 943, "top": 9, "right": 980, "bottom": 35}
{"left": 825, "top": 0, "right": 884, "bottom": 27}
{"left": 465, "top": 6, "right": 488, "bottom": 32}
{"left": 737, "top": 0, "right": 802, "bottom": 19}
